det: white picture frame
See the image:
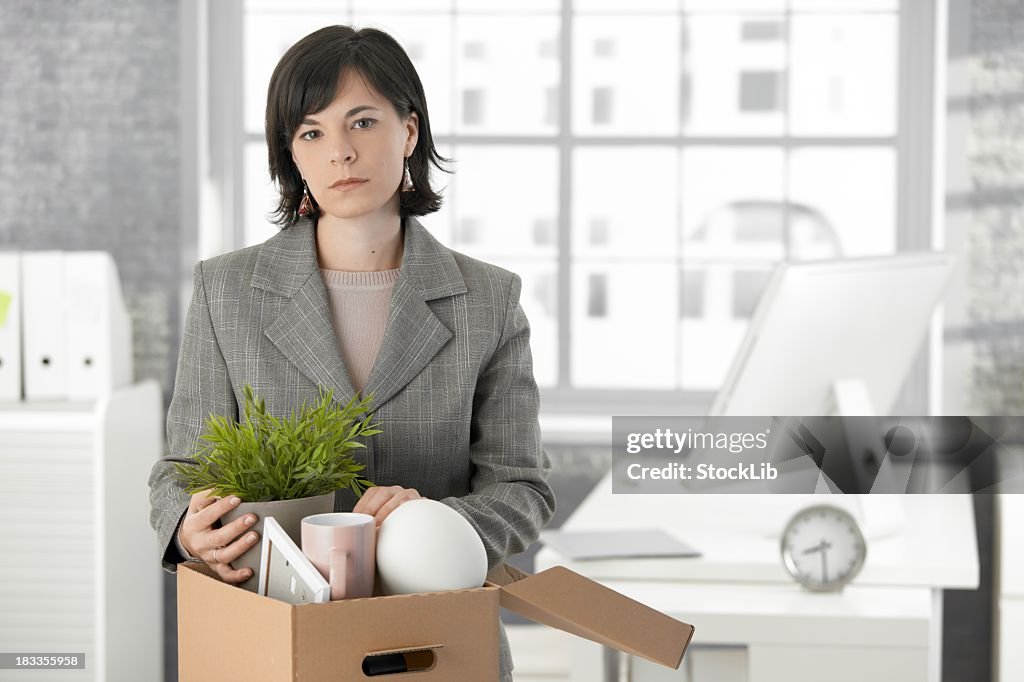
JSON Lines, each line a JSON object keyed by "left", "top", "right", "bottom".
{"left": 257, "top": 516, "right": 331, "bottom": 605}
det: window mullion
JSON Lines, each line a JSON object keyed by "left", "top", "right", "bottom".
{"left": 558, "top": 0, "right": 574, "bottom": 390}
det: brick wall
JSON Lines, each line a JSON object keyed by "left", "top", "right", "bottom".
{"left": 0, "top": 0, "right": 181, "bottom": 406}
{"left": 968, "top": 0, "right": 1024, "bottom": 413}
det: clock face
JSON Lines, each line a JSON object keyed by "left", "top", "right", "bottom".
{"left": 780, "top": 505, "right": 866, "bottom": 591}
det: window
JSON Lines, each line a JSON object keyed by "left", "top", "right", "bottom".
{"left": 204, "top": 0, "right": 931, "bottom": 414}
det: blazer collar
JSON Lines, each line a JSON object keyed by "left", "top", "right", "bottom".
{"left": 252, "top": 216, "right": 465, "bottom": 412}
{"left": 250, "top": 215, "right": 466, "bottom": 300}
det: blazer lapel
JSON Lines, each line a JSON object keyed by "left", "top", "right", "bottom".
{"left": 251, "top": 216, "right": 466, "bottom": 413}
{"left": 362, "top": 217, "right": 465, "bottom": 411}
{"left": 254, "top": 218, "right": 359, "bottom": 407}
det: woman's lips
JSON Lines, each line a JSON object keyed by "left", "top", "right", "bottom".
{"left": 330, "top": 179, "right": 368, "bottom": 191}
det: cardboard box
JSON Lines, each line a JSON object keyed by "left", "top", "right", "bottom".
{"left": 177, "top": 561, "right": 694, "bottom": 681}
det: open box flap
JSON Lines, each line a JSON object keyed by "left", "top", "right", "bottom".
{"left": 485, "top": 563, "right": 531, "bottom": 587}
{"left": 495, "top": 565, "right": 694, "bottom": 669}
{"left": 180, "top": 561, "right": 291, "bottom": 611}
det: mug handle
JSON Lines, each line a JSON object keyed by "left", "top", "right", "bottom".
{"left": 328, "top": 548, "right": 348, "bottom": 601}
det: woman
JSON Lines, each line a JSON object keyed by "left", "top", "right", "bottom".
{"left": 148, "top": 25, "right": 555, "bottom": 680}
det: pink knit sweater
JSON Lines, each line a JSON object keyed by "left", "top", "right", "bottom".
{"left": 318, "top": 266, "right": 399, "bottom": 395}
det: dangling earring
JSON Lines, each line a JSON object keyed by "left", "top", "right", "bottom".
{"left": 401, "top": 157, "right": 414, "bottom": 192}
{"left": 298, "top": 179, "right": 314, "bottom": 216}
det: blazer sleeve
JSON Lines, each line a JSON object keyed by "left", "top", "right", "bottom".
{"left": 441, "top": 273, "right": 557, "bottom": 570}
{"left": 147, "top": 260, "right": 239, "bottom": 572}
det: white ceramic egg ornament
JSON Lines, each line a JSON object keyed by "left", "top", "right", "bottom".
{"left": 376, "top": 498, "right": 488, "bottom": 595}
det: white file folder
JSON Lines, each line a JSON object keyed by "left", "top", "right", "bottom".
{"left": 0, "top": 252, "right": 22, "bottom": 401}
{"left": 21, "top": 252, "right": 67, "bottom": 401}
{"left": 63, "top": 252, "right": 133, "bottom": 400}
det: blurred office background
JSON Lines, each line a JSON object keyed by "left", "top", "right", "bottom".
{"left": 0, "top": 0, "right": 1021, "bottom": 680}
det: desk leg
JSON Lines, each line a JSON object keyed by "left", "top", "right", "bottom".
{"left": 603, "top": 646, "right": 621, "bottom": 682}
{"left": 929, "top": 588, "right": 943, "bottom": 682}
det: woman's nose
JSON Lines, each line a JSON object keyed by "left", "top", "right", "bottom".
{"left": 329, "top": 137, "right": 356, "bottom": 164}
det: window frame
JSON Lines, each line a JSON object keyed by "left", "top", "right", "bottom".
{"left": 186, "top": 0, "right": 942, "bottom": 423}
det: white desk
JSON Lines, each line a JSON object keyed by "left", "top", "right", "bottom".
{"left": 536, "top": 474, "right": 979, "bottom": 682}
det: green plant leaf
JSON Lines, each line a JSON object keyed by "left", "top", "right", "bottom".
{"left": 173, "top": 383, "right": 381, "bottom": 501}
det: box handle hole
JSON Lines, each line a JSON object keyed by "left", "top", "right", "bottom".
{"left": 362, "top": 648, "right": 439, "bottom": 676}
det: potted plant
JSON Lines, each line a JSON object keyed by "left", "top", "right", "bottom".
{"left": 175, "top": 383, "right": 379, "bottom": 591}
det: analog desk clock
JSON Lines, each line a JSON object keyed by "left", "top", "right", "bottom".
{"left": 780, "top": 504, "right": 867, "bottom": 592}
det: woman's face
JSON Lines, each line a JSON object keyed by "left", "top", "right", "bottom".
{"left": 290, "top": 72, "right": 418, "bottom": 223}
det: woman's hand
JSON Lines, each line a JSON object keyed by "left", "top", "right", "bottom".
{"left": 179, "top": 490, "right": 259, "bottom": 584}
{"left": 352, "top": 485, "right": 422, "bottom": 526}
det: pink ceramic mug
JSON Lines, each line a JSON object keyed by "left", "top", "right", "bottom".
{"left": 301, "top": 512, "right": 376, "bottom": 601}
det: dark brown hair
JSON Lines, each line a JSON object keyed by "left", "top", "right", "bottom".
{"left": 265, "top": 25, "right": 450, "bottom": 227}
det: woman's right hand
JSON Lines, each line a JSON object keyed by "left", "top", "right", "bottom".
{"left": 179, "top": 490, "right": 260, "bottom": 584}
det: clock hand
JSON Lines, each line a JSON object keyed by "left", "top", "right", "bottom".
{"left": 821, "top": 546, "right": 828, "bottom": 583}
{"left": 802, "top": 539, "right": 828, "bottom": 555}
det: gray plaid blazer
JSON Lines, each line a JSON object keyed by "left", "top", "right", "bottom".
{"left": 148, "top": 215, "right": 556, "bottom": 679}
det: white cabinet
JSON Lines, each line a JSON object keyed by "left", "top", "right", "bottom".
{"left": 0, "top": 381, "right": 163, "bottom": 681}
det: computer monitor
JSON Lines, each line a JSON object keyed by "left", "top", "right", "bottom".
{"left": 571, "top": 253, "right": 955, "bottom": 540}
{"left": 709, "top": 252, "right": 954, "bottom": 417}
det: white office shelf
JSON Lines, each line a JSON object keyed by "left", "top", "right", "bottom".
{"left": 0, "top": 381, "right": 163, "bottom": 681}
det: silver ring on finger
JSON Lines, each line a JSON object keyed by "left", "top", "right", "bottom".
{"left": 212, "top": 547, "right": 220, "bottom": 563}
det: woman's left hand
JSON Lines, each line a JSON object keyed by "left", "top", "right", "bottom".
{"left": 353, "top": 485, "right": 422, "bottom": 526}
